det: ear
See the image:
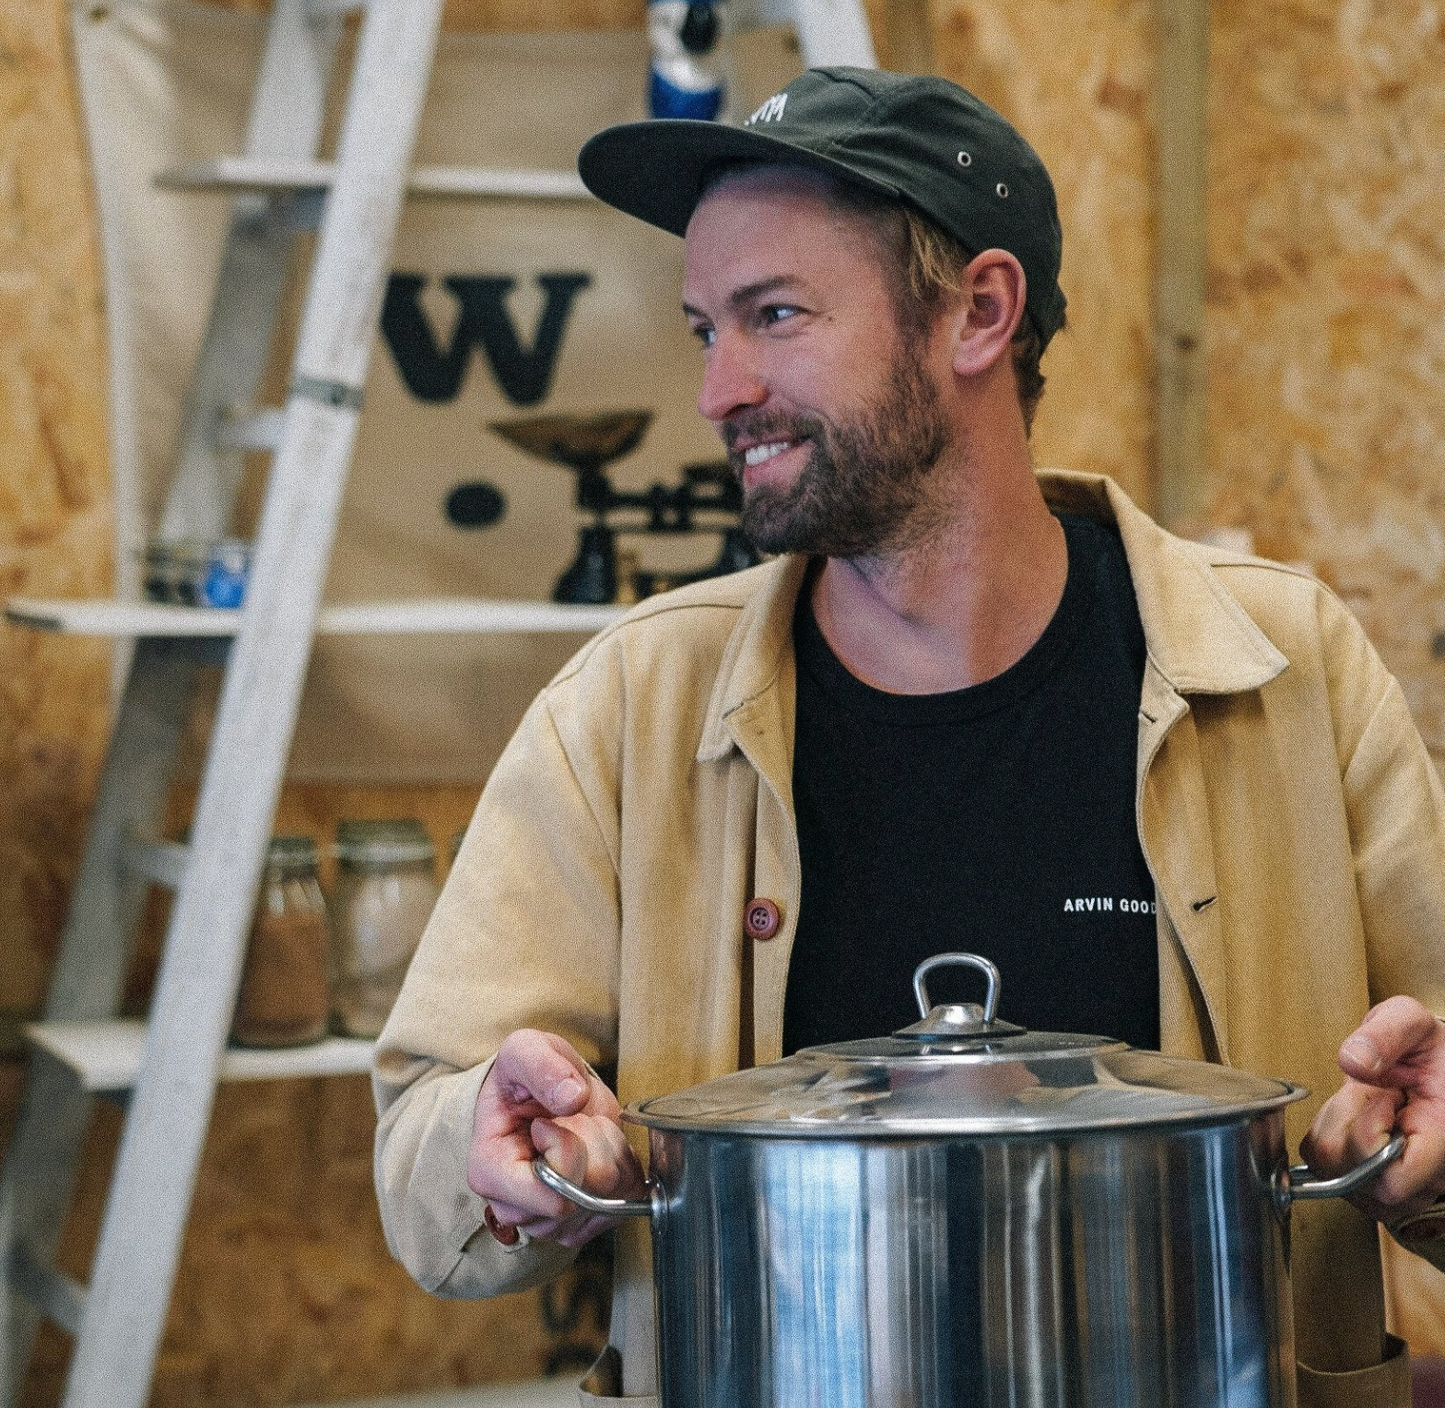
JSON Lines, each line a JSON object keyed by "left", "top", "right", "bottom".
{"left": 947, "top": 250, "right": 1027, "bottom": 380}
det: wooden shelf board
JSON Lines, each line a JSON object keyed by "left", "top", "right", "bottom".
{"left": 156, "top": 157, "right": 591, "bottom": 201}
{"left": 27, "top": 1019, "right": 376, "bottom": 1092}
{"left": 5, "top": 596, "right": 626, "bottom": 638}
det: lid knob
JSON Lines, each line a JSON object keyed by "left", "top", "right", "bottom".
{"left": 897, "top": 952, "right": 1026, "bottom": 1042}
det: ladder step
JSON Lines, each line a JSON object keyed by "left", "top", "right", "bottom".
{"left": 26, "top": 1020, "right": 376, "bottom": 1093}
{"left": 120, "top": 838, "right": 190, "bottom": 889}
{"left": 215, "top": 406, "right": 285, "bottom": 453}
{"left": 9, "top": 1241, "right": 88, "bottom": 1335}
{"left": 156, "top": 157, "right": 591, "bottom": 202}
{"left": 305, "top": 0, "right": 368, "bottom": 14}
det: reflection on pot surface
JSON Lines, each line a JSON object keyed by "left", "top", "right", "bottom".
{"left": 647, "top": 1117, "right": 1291, "bottom": 1408}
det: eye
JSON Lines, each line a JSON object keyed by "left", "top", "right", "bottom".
{"left": 688, "top": 321, "right": 716, "bottom": 347}
{"left": 760, "top": 304, "right": 801, "bottom": 326}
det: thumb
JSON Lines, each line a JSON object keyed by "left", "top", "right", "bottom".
{"left": 1339, "top": 997, "right": 1443, "bottom": 1088}
{"left": 490, "top": 1030, "right": 591, "bottom": 1117}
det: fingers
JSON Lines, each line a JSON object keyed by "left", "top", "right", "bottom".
{"left": 1389, "top": 1113, "right": 1445, "bottom": 1216}
{"left": 477, "top": 1113, "right": 642, "bottom": 1244}
{"left": 1339, "top": 997, "right": 1445, "bottom": 1089}
{"left": 1301, "top": 1079, "right": 1401, "bottom": 1177}
{"left": 468, "top": 1031, "right": 641, "bottom": 1252}
{"left": 533, "top": 1110, "right": 646, "bottom": 1203}
{"left": 1302, "top": 1077, "right": 1445, "bottom": 1220}
{"left": 1309, "top": 998, "right": 1445, "bottom": 1222}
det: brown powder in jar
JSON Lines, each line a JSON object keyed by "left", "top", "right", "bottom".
{"left": 232, "top": 905, "right": 331, "bottom": 1048}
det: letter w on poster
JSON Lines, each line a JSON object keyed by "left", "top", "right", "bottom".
{"left": 81, "top": 0, "right": 798, "bottom": 781}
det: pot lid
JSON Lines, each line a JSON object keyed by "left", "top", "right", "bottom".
{"left": 628, "top": 953, "right": 1304, "bottom": 1137}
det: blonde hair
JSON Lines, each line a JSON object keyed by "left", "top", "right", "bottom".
{"left": 895, "top": 207, "right": 1051, "bottom": 435}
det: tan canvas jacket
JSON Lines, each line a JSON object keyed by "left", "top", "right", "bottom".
{"left": 375, "top": 470, "right": 1445, "bottom": 1408}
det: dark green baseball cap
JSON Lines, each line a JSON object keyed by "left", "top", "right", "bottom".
{"left": 578, "top": 66, "right": 1067, "bottom": 348}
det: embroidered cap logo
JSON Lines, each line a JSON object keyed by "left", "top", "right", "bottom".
{"left": 746, "top": 92, "right": 788, "bottom": 125}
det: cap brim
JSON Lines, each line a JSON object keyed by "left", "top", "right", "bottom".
{"left": 578, "top": 119, "right": 901, "bottom": 236}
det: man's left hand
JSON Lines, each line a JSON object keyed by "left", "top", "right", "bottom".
{"left": 1301, "top": 996, "right": 1445, "bottom": 1222}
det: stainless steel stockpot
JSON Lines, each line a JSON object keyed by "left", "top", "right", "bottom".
{"left": 538, "top": 954, "right": 1400, "bottom": 1408}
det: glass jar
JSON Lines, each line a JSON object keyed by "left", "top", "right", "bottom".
{"left": 232, "top": 836, "right": 331, "bottom": 1048}
{"left": 330, "top": 820, "right": 440, "bottom": 1039}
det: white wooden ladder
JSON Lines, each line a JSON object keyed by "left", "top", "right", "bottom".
{"left": 0, "top": 2, "right": 875, "bottom": 1406}
{"left": 1, "top": 3, "right": 465, "bottom": 1403}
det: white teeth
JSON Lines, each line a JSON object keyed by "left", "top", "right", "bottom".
{"left": 743, "top": 440, "right": 792, "bottom": 468}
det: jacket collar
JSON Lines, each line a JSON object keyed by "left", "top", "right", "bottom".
{"left": 697, "top": 469, "right": 1288, "bottom": 765}
{"left": 1039, "top": 470, "right": 1287, "bottom": 695}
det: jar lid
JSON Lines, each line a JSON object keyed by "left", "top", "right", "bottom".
{"left": 267, "top": 835, "right": 319, "bottom": 870}
{"left": 335, "top": 818, "right": 436, "bottom": 867}
{"left": 628, "top": 953, "right": 1304, "bottom": 1138}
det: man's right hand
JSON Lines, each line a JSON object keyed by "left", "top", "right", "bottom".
{"left": 468, "top": 1029, "right": 645, "bottom": 1249}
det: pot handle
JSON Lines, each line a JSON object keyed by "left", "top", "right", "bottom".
{"left": 1281, "top": 1131, "right": 1406, "bottom": 1204}
{"left": 532, "top": 1155, "right": 656, "bottom": 1218}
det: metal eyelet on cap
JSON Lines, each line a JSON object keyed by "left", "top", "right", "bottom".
{"left": 956, "top": 151, "right": 972, "bottom": 167}
{"left": 996, "top": 182, "right": 1009, "bottom": 199}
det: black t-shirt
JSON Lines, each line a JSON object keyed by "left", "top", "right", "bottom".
{"left": 782, "top": 513, "right": 1160, "bottom": 1054}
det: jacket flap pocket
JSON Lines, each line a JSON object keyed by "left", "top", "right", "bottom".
{"left": 577, "top": 1345, "right": 657, "bottom": 1406}
{"left": 1297, "top": 1334, "right": 1410, "bottom": 1408}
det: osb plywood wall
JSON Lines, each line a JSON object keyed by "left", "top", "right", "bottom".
{"left": 1203, "top": 0, "right": 1445, "bottom": 1346}
{"left": 934, "top": 0, "right": 1157, "bottom": 506}
{"left": 4, "top": 0, "right": 1445, "bottom": 1402}
{"left": 1207, "top": 0, "right": 1445, "bottom": 769}
{"left": 0, "top": 0, "right": 114, "bottom": 1043}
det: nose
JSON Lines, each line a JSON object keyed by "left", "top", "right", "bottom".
{"left": 697, "top": 332, "right": 766, "bottom": 427}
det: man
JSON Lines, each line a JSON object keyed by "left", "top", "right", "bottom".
{"left": 375, "top": 68, "right": 1445, "bottom": 1404}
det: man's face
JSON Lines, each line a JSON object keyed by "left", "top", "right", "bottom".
{"left": 682, "top": 168, "right": 952, "bottom": 558}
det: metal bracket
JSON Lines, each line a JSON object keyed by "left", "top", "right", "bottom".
{"left": 289, "top": 373, "right": 363, "bottom": 411}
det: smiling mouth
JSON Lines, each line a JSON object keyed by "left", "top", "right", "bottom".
{"left": 742, "top": 440, "right": 795, "bottom": 468}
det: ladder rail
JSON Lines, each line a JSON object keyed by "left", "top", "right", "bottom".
{"left": 0, "top": 640, "right": 197, "bottom": 1406}
{"left": 0, "top": 1056, "right": 94, "bottom": 1402}
{"left": 731, "top": 0, "right": 877, "bottom": 67}
{"left": 2, "top": 4, "right": 341, "bottom": 1394}
{"left": 59, "top": 2, "right": 448, "bottom": 1403}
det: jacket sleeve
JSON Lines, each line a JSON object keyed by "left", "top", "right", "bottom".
{"left": 372, "top": 681, "right": 623, "bottom": 1298}
{"left": 1324, "top": 592, "right": 1445, "bottom": 1273}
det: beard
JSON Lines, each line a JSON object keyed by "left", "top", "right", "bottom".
{"left": 726, "top": 355, "right": 951, "bottom": 560}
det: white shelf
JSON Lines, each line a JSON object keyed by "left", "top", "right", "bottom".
{"left": 293, "top": 1380, "right": 578, "bottom": 1408}
{"left": 156, "top": 157, "right": 591, "bottom": 202}
{"left": 4, "top": 596, "right": 626, "bottom": 638}
{"left": 27, "top": 1019, "right": 375, "bottom": 1092}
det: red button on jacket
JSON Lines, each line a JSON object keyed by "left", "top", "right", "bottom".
{"left": 744, "top": 897, "right": 781, "bottom": 940}
{"left": 484, "top": 1204, "right": 520, "bottom": 1246}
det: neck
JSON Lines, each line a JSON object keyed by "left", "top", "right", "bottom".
{"left": 811, "top": 450, "right": 1068, "bottom": 694}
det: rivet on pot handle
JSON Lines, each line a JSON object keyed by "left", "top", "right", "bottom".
{"left": 1274, "top": 1131, "right": 1406, "bottom": 1211}
{"left": 533, "top": 1155, "right": 657, "bottom": 1218}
